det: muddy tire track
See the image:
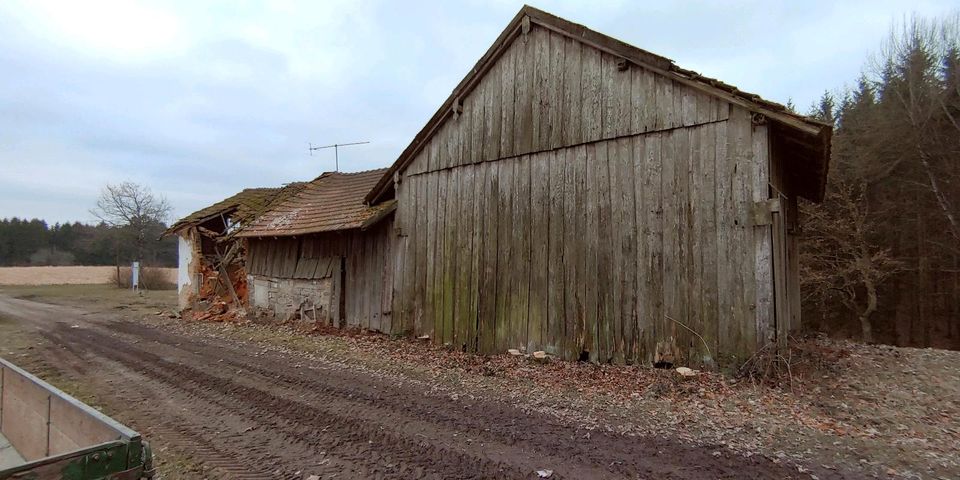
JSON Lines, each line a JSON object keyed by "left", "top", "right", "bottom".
{"left": 0, "top": 294, "right": 842, "bottom": 479}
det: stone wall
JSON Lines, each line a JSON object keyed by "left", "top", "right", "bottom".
{"left": 248, "top": 274, "right": 335, "bottom": 322}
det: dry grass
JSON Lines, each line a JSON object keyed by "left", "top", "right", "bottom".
{"left": 111, "top": 266, "right": 177, "bottom": 290}
{"left": 0, "top": 266, "right": 176, "bottom": 286}
{"left": 0, "top": 284, "right": 177, "bottom": 317}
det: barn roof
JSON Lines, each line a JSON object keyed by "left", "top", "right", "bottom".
{"left": 366, "top": 5, "right": 832, "bottom": 204}
{"left": 163, "top": 184, "right": 306, "bottom": 237}
{"left": 235, "top": 169, "right": 395, "bottom": 238}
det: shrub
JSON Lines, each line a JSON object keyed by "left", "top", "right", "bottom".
{"left": 109, "top": 265, "right": 176, "bottom": 290}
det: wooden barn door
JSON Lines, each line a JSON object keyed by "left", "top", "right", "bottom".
{"left": 771, "top": 192, "right": 790, "bottom": 348}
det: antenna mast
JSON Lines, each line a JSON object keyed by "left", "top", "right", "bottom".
{"left": 308, "top": 141, "right": 370, "bottom": 171}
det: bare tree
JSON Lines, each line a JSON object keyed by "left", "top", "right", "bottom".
{"left": 801, "top": 175, "right": 901, "bottom": 343}
{"left": 91, "top": 182, "right": 172, "bottom": 265}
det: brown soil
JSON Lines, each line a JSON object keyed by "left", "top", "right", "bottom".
{"left": 0, "top": 292, "right": 851, "bottom": 480}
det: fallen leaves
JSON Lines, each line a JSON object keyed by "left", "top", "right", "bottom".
{"left": 161, "top": 316, "right": 960, "bottom": 479}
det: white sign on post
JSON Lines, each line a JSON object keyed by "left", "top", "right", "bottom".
{"left": 131, "top": 261, "right": 140, "bottom": 291}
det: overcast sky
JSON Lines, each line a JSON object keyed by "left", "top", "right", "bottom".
{"left": 1, "top": 0, "right": 957, "bottom": 224}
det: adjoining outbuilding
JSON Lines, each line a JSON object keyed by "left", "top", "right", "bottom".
{"left": 362, "top": 5, "right": 831, "bottom": 366}
{"left": 164, "top": 184, "right": 306, "bottom": 314}
{"left": 236, "top": 169, "right": 396, "bottom": 328}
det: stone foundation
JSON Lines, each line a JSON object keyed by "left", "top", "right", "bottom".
{"left": 248, "top": 275, "right": 335, "bottom": 322}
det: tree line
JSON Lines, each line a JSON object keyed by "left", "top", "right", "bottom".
{"left": 801, "top": 13, "right": 960, "bottom": 349}
{"left": 0, "top": 218, "right": 176, "bottom": 267}
{"left": 0, "top": 182, "right": 177, "bottom": 268}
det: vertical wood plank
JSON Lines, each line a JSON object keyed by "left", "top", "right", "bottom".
{"left": 681, "top": 85, "right": 698, "bottom": 128}
{"left": 661, "top": 130, "right": 680, "bottom": 363}
{"left": 425, "top": 168, "right": 440, "bottom": 341}
{"left": 632, "top": 136, "right": 651, "bottom": 363}
{"left": 468, "top": 163, "right": 484, "bottom": 351}
{"left": 408, "top": 149, "right": 424, "bottom": 176}
{"left": 442, "top": 168, "right": 459, "bottom": 346}
{"left": 479, "top": 161, "right": 500, "bottom": 353}
{"left": 752, "top": 123, "right": 775, "bottom": 349}
{"left": 715, "top": 115, "right": 736, "bottom": 360}
{"left": 483, "top": 61, "right": 502, "bottom": 163}
{"left": 606, "top": 137, "right": 625, "bottom": 363}
{"left": 514, "top": 29, "right": 534, "bottom": 154}
{"left": 451, "top": 91, "right": 465, "bottom": 169}
{"left": 529, "top": 151, "right": 550, "bottom": 352}
{"left": 688, "top": 124, "right": 705, "bottom": 365}
{"left": 548, "top": 32, "right": 566, "bottom": 149}
{"left": 597, "top": 140, "right": 615, "bottom": 362}
{"left": 453, "top": 87, "right": 468, "bottom": 170}
{"left": 698, "top": 92, "right": 718, "bottom": 124}
{"left": 678, "top": 126, "right": 694, "bottom": 365}
{"left": 458, "top": 81, "right": 473, "bottom": 168}
{"left": 471, "top": 77, "right": 486, "bottom": 166}
{"left": 384, "top": 223, "right": 396, "bottom": 333}
{"left": 655, "top": 77, "right": 675, "bottom": 130}
{"left": 414, "top": 174, "right": 428, "bottom": 335}
{"left": 548, "top": 148, "right": 566, "bottom": 355}
{"left": 532, "top": 27, "right": 550, "bottom": 151}
{"left": 495, "top": 159, "right": 515, "bottom": 352}
{"left": 433, "top": 169, "right": 448, "bottom": 343}
{"left": 601, "top": 53, "right": 632, "bottom": 139}
{"left": 617, "top": 137, "right": 638, "bottom": 362}
{"left": 584, "top": 143, "right": 600, "bottom": 361}
{"left": 562, "top": 145, "right": 585, "bottom": 359}
{"left": 732, "top": 108, "right": 757, "bottom": 359}
{"left": 436, "top": 122, "right": 451, "bottom": 171}
{"left": 698, "top": 123, "right": 720, "bottom": 364}
{"left": 453, "top": 167, "right": 470, "bottom": 349}
{"left": 499, "top": 42, "right": 516, "bottom": 159}
{"left": 644, "top": 134, "right": 669, "bottom": 362}
{"left": 631, "top": 67, "right": 656, "bottom": 134}
{"left": 581, "top": 45, "right": 602, "bottom": 143}
{"left": 562, "top": 38, "right": 582, "bottom": 147}
{"left": 514, "top": 155, "right": 532, "bottom": 351}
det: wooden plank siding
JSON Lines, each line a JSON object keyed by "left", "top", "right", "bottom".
{"left": 246, "top": 219, "right": 396, "bottom": 332}
{"left": 394, "top": 118, "right": 771, "bottom": 364}
{"left": 388, "top": 25, "right": 777, "bottom": 365}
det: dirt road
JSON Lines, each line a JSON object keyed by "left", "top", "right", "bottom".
{"left": 0, "top": 293, "right": 837, "bottom": 479}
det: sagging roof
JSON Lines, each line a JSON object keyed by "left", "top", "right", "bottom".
{"left": 163, "top": 184, "right": 308, "bottom": 237}
{"left": 366, "top": 5, "right": 832, "bottom": 204}
{"left": 236, "top": 169, "right": 395, "bottom": 238}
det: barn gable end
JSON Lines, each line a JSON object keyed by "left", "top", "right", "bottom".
{"left": 401, "top": 24, "right": 727, "bottom": 179}
{"left": 383, "top": 6, "right": 830, "bottom": 366}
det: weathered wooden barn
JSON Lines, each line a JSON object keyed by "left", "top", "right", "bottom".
{"left": 360, "top": 6, "right": 832, "bottom": 366}
{"left": 236, "top": 170, "right": 397, "bottom": 329}
{"left": 165, "top": 184, "right": 305, "bottom": 312}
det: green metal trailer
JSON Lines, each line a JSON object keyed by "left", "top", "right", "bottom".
{"left": 0, "top": 358, "right": 153, "bottom": 480}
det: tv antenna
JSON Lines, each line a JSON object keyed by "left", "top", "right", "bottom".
{"left": 309, "top": 141, "right": 370, "bottom": 171}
